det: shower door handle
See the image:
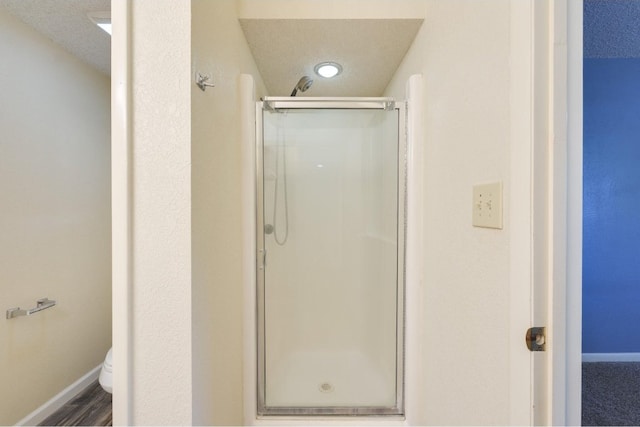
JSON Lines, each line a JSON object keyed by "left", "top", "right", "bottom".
{"left": 258, "top": 249, "right": 267, "bottom": 270}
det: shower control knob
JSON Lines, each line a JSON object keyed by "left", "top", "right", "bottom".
{"left": 264, "top": 224, "right": 274, "bottom": 234}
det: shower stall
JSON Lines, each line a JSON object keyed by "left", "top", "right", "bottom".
{"left": 255, "top": 97, "right": 406, "bottom": 417}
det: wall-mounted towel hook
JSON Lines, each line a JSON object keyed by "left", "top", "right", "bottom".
{"left": 196, "top": 73, "right": 215, "bottom": 92}
{"left": 6, "top": 298, "right": 56, "bottom": 319}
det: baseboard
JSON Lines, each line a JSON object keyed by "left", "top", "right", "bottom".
{"left": 15, "top": 365, "right": 101, "bottom": 426}
{"left": 583, "top": 353, "right": 640, "bottom": 362}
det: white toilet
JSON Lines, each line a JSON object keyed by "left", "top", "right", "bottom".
{"left": 99, "top": 347, "right": 113, "bottom": 393}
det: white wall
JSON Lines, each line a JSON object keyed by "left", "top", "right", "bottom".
{"left": 385, "top": 1, "right": 513, "bottom": 424}
{"left": 129, "top": 1, "right": 192, "bottom": 424}
{"left": 0, "top": 8, "right": 111, "bottom": 425}
{"left": 191, "top": 1, "right": 267, "bottom": 424}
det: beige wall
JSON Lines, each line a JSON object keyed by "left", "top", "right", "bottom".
{"left": 191, "top": 1, "right": 266, "bottom": 425}
{"left": 385, "top": 0, "right": 514, "bottom": 424}
{"left": 0, "top": 8, "right": 111, "bottom": 425}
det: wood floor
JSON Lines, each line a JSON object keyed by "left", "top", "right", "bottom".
{"left": 39, "top": 381, "right": 112, "bottom": 426}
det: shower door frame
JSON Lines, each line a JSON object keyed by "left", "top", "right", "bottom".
{"left": 255, "top": 97, "right": 407, "bottom": 417}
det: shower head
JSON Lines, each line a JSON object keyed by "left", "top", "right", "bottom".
{"left": 290, "top": 76, "right": 313, "bottom": 97}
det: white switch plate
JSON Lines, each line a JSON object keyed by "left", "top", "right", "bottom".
{"left": 472, "top": 182, "right": 503, "bottom": 229}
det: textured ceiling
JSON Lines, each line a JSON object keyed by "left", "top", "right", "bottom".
{"left": 7, "top": 1, "right": 639, "bottom": 79}
{"left": 0, "top": 1, "right": 422, "bottom": 92}
{"left": 0, "top": 0, "right": 110, "bottom": 75}
{"left": 240, "top": 19, "right": 423, "bottom": 97}
{"left": 585, "top": 0, "right": 640, "bottom": 58}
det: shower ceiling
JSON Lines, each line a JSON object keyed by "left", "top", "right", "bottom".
{"left": 240, "top": 19, "right": 423, "bottom": 97}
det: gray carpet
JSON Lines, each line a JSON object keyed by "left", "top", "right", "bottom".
{"left": 583, "top": 362, "right": 640, "bottom": 426}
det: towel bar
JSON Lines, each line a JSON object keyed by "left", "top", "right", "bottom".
{"left": 6, "top": 298, "right": 56, "bottom": 319}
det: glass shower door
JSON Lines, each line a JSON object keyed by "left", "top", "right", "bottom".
{"left": 257, "top": 98, "right": 405, "bottom": 416}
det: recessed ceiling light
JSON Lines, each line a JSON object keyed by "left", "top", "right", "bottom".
{"left": 88, "top": 11, "right": 111, "bottom": 36}
{"left": 314, "top": 62, "right": 342, "bottom": 79}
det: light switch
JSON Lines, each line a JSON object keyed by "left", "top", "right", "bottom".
{"left": 472, "top": 182, "right": 503, "bottom": 229}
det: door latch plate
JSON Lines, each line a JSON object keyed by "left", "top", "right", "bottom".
{"left": 526, "top": 327, "right": 546, "bottom": 351}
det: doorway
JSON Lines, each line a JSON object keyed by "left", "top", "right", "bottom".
{"left": 256, "top": 98, "right": 406, "bottom": 416}
{"left": 582, "top": 1, "right": 640, "bottom": 424}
